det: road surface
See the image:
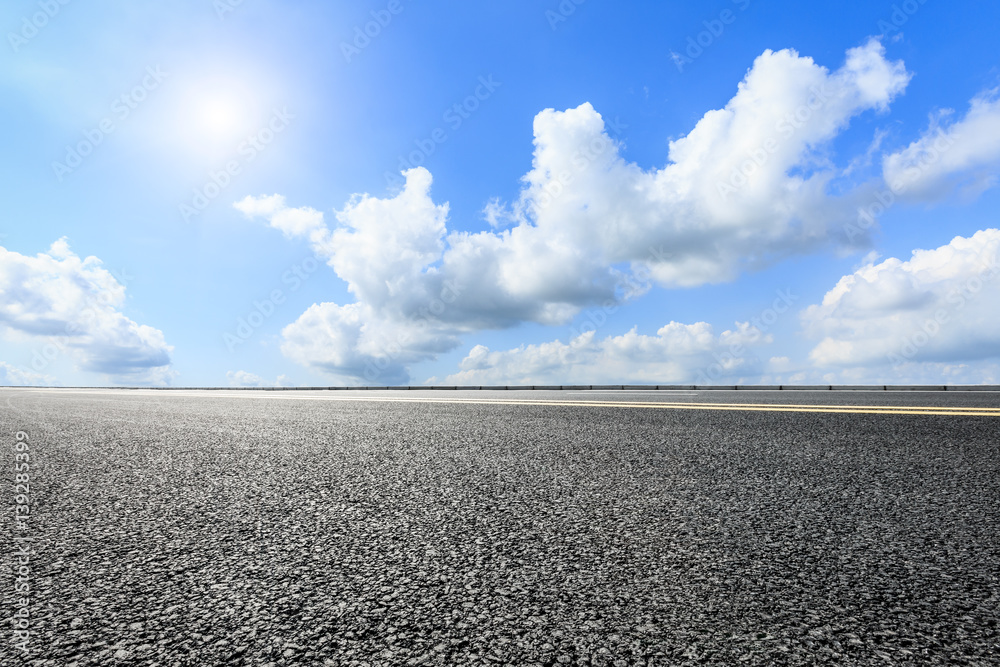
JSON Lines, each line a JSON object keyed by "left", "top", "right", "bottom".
{"left": 2, "top": 388, "right": 998, "bottom": 665}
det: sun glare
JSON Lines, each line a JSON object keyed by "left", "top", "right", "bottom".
{"left": 200, "top": 97, "right": 242, "bottom": 134}
{"left": 178, "top": 85, "right": 257, "bottom": 155}
{"left": 150, "top": 63, "right": 282, "bottom": 166}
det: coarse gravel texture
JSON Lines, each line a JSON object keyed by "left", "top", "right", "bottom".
{"left": 1, "top": 389, "right": 999, "bottom": 666}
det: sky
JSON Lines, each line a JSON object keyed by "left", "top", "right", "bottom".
{"left": 2, "top": 0, "right": 1000, "bottom": 388}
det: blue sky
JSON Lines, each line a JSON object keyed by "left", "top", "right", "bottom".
{"left": 3, "top": 0, "right": 1000, "bottom": 387}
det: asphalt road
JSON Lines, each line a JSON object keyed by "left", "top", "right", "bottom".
{"left": 2, "top": 389, "right": 999, "bottom": 665}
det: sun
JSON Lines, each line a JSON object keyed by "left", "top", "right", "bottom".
{"left": 199, "top": 96, "right": 243, "bottom": 135}
{"left": 134, "top": 53, "right": 294, "bottom": 170}
{"left": 175, "top": 82, "right": 261, "bottom": 159}
{"left": 145, "top": 58, "right": 284, "bottom": 167}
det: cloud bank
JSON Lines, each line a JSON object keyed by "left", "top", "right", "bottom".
{"left": 234, "top": 39, "right": 1000, "bottom": 384}
{"left": 0, "top": 361, "right": 55, "bottom": 387}
{"left": 443, "top": 322, "right": 774, "bottom": 386}
{"left": 0, "top": 239, "right": 174, "bottom": 384}
{"left": 883, "top": 90, "right": 1000, "bottom": 201}
{"left": 226, "top": 370, "right": 293, "bottom": 387}
{"left": 803, "top": 229, "right": 1000, "bottom": 375}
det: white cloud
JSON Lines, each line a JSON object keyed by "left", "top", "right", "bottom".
{"left": 837, "top": 361, "right": 1000, "bottom": 385}
{"left": 235, "top": 41, "right": 921, "bottom": 383}
{"left": 443, "top": 322, "right": 773, "bottom": 385}
{"left": 802, "top": 229, "right": 1000, "bottom": 372}
{"left": 233, "top": 194, "right": 327, "bottom": 240}
{"left": 225, "top": 370, "right": 295, "bottom": 387}
{"left": 238, "top": 41, "right": 1000, "bottom": 385}
{"left": 490, "top": 40, "right": 910, "bottom": 289}
{"left": 226, "top": 370, "right": 265, "bottom": 387}
{"left": 280, "top": 301, "right": 460, "bottom": 385}
{"left": 884, "top": 90, "right": 1000, "bottom": 201}
{"left": 482, "top": 197, "right": 513, "bottom": 229}
{"left": 0, "top": 239, "right": 174, "bottom": 384}
{"left": 0, "top": 361, "right": 56, "bottom": 387}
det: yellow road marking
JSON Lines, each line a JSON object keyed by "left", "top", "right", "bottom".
{"left": 54, "top": 389, "right": 1000, "bottom": 417}
{"left": 597, "top": 400, "right": 1000, "bottom": 412}
{"left": 320, "top": 396, "right": 996, "bottom": 416}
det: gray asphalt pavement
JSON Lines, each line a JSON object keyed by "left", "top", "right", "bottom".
{"left": 2, "top": 389, "right": 999, "bottom": 665}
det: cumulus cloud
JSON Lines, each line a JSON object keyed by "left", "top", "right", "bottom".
{"left": 226, "top": 370, "right": 294, "bottom": 387}
{"left": 525, "top": 39, "right": 910, "bottom": 286}
{"left": 233, "top": 194, "right": 327, "bottom": 241}
{"left": 0, "top": 361, "right": 56, "bottom": 387}
{"left": 0, "top": 239, "right": 174, "bottom": 384}
{"left": 279, "top": 301, "right": 463, "bottom": 385}
{"left": 883, "top": 90, "right": 1000, "bottom": 201}
{"left": 443, "top": 322, "right": 774, "bottom": 385}
{"left": 802, "top": 229, "right": 1000, "bottom": 372}
{"left": 239, "top": 41, "right": 1000, "bottom": 385}
{"left": 469, "top": 39, "right": 912, "bottom": 290}
{"left": 235, "top": 40, "right": 924, "bottom": 383}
